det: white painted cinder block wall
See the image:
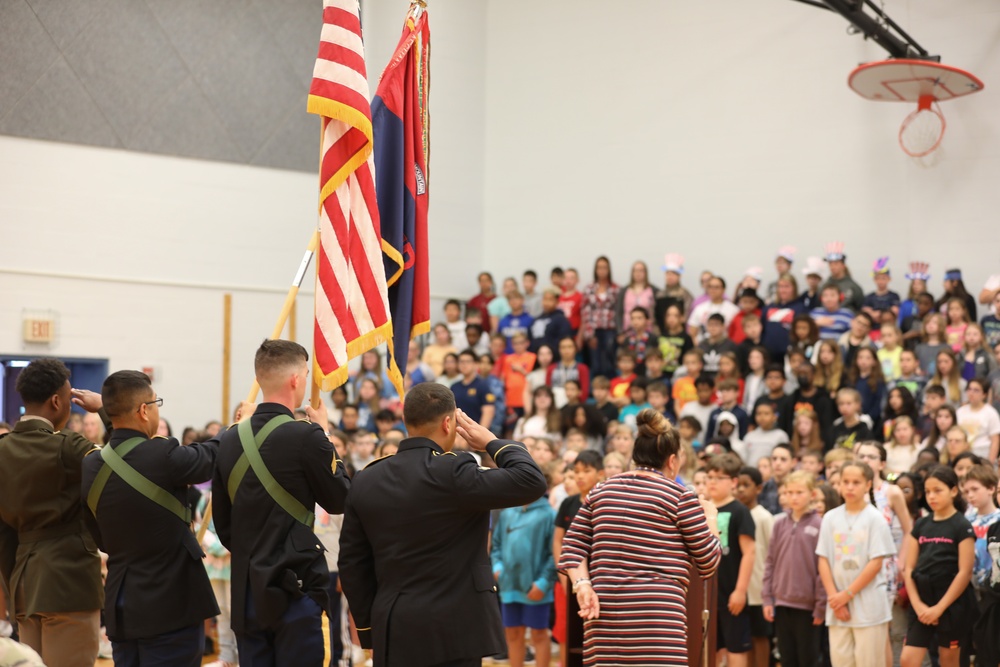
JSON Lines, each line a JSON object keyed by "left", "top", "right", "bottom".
{"left": 482, "top": 0, "right": 1000, "bottom": 293}
{"left": 2, "top": 0, "right": 998, "bottom": 427}
{"left": 0, "top": 1, "right": 489, "bottom": 428}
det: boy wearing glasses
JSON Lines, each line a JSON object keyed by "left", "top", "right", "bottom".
{"left": 706, "top": 453, "right": 756, "bottom": 667}
{"left": 81, "top": 370, "right": 221, "bottom": 666}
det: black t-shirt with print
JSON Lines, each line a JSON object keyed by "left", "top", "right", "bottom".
{"left": 715, "top": 499, "right": 755, "bottom": 602}
{"left": 556, "top": 494, "right": 583, "bottom": 531}
{"left": 913, "top": 511, "right": 975, "bottom": 581}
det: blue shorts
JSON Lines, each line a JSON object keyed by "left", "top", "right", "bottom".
{"left": 501, "top": 602, "right": 551, "bottom": 630}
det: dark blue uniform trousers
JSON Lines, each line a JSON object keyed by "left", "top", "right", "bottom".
{"left": 237, "top": 588, "right": 326, "bottom": 667}
{"left": 111, "top": 585, "right": 204, "bottom": 667}
{"left": 111, "top": 623, "right": 204, "bottom": 667}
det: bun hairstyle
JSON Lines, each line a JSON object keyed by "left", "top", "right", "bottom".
{"left": 632, "top": 409, "right": 679, "bottom": 469}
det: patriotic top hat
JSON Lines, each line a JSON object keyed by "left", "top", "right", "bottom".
{"left": 776, "top": 246, "right": 797, "bottom": 263}
{"left": 824, "top": 242, "right": 846, "bottom": 262}
{"left": 663, "top": 253, "right": 685, "bottom": 274}
{"left": 802, "top": 256, "right": 825, "bottom": 278}
{"left": 905, "top": 261, "right": 931, "bottom": 281}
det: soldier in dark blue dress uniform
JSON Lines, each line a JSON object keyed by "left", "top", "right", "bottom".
{"left": 212, "top": 339, "right": 350, "bottom": 666}
{"left": 339, "top": 382, "right": 547, "bottom": 667}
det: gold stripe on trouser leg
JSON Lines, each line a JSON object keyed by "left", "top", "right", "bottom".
{"left": 322, "top": 610, "right": 331, "bottom": 666}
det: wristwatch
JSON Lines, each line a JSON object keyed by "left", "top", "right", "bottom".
{"left": 572, "top": 578, "right": 592, "bottom": 594}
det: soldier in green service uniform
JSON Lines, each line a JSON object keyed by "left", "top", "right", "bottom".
{"left": 0, "top": 358, "right": 109, "bottom": 667}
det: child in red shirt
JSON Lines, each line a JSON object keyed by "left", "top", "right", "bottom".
{"left": 558, "top": 268, "right": 584, "bottom": 333}
{"left": 609, "top": 349, "right": 638, "bottom": 408}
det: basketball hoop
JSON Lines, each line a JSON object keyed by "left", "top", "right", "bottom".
{"left": 848, "top": 59, "right": 984, "bottom": 157}
{"left": 899, "top": 95, "right": 944, "bottom": 157}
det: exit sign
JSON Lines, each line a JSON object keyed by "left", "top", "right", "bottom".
{"left": 23, "top": 317, "right": 56, "bottom": 343}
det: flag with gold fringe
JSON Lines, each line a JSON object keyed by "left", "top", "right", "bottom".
{"left": 372, "top": 1, "right": 431, "bottom": 383}
{"left": 307, "top": 0, "right": 403, "bottom": 396}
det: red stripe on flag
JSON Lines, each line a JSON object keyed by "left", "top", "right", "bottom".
{"left": 323, "top": 5, "right": 361, "bottom": 35}
{"left": 321, "top": 127, "right": 369, "bottom": 184}
{"left": 316, "top": 42, "right": 367, "bottom": 77}
{"left": 313, "top": 319, "right": 338, "bottom": 374}
{"left": 309, "top": 79, "right": 372, "bottom": 119}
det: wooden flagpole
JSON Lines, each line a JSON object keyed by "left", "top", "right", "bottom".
{"left": 243, "top": 230, "right": 320, "bottom": 404}
{"left": 222, "top": 293, "right": 232, "bottom": 424}
{"left": 196, "top": 229, "right": 320, "bottom": 544}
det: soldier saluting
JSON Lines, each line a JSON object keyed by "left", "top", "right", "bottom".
{"left": 0, "top": 358, "right": 109, "bottom": 667}
{"left": 339, "top": 381, "right": 547, "bottom": 667}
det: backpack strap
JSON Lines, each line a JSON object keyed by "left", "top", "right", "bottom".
{"left": 231, "top": 416, "right": 314, "bottom": 527}
{"left": 87, "top": 437, "right": 191, "bottom": 523}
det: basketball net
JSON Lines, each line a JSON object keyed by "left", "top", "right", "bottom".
{"left": 898, "top": 94, "right": 945, "bottom": 158}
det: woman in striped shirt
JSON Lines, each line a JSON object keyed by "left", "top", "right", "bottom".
{"left": 559, "top": 409, "right": 722, "bottom": 666}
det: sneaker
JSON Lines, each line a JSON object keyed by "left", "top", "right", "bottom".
{"left": 98, "top": 627, "right": 113, "bottom": 659}
{"left": 0, "top": 620, "right": 12, "bottom": 638}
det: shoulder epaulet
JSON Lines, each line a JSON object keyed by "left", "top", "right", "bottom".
{"left": 366, "top": 453, "right": 395, "bottom": 466}
{"left": 226, "top": 423, "right": 239, "bottom": 431}
{"left": 83, "top": 445, "right": 102, "bottom": 457}
{"left": 432, "top": 450, "right": 458, "bottom": 457}
{"left": 296, "top": 418, "right": 313, "bottom": 424}
{"left": 152, "top": 435, "right": 169, "bottom": 440}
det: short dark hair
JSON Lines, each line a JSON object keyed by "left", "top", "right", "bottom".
{"left": 342, "top": 403, "right": 359, "bottom": 414}
{"left": 764, "top": 363, "right": 785, "bottom": 378}
{"left": 739, "top": 466, "right": 763, "bottom": 486}
{"left": 102, "top": 370, "right": 153, "bottom": 418}
{"left": 707, "top": 313, "right": 725, "bottom": 325}
{"left": 458, "top": 349, "right": 479, "bottom": 362}
{"left": 465, "top": 323, "right": 483, "bottom": 335}
{"left": 551, "top": 267, "right": 564, "bottom": 277}
{"left": 822, "top": 283, "right": 841, "bottom": 294}
{"left": 679, "top": 415, "right": 702, "bottom": 431}
{"left": 445, "top": 298, "right": 462, "bottom": 310}
{"left": 705, "top": 452, "right": 741, "bottom": 478}
{"left": 523, "top": 270, "right": 537, "bottom": 280}
{"left": 647, "top": 382, "right": 669, "bottom": 395}
{"left": 403, "top": 382, "right": 456, "bottom": 428}
{"left": 564, "top": 379, "right": 581, "bottom": 390}
{"left": 925, "top": 384, "right": 946, "bottom": 399}
{"left": 772, "top": 443, "right": 795, "bottom": 459}
{"left": 630, "top": 306, "right": 650, "bottom": 319}
{"left": 616, "top": 349, "right": 636, "bottom": 361}
{"left": 375, "top": 409, "right": 396, "bottom": 423}
{"left": 574, "top": 450, "right": 604, "bottom": 471}
{"left": 16, "top": 358, "right": 71, "bottom": 405}
{"left": 694, "top": 374, "right": 714, "bottom": 389}
{"left": 254, "top": 339, "right": 308, "bottom": 377}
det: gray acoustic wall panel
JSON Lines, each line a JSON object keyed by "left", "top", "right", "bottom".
{"left": 0, "top": 0, "right": 323, "bottom": 172}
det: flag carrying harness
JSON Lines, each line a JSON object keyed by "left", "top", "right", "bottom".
{"left": 227, "top": 416, "right": 315, "bottom": 528}
{"left": 87, "top": 438, "right": 192, "bottom": 524}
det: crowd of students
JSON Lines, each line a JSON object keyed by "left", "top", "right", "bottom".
{"left": 380, "top": 245, "right": 1000, "bottom": 667}
{"left": 7, "top": 244, "right": 1000, "bottom": 667}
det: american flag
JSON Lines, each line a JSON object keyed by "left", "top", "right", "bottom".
{"left": 307, "top": 0, "right": 403, "bottom": 395}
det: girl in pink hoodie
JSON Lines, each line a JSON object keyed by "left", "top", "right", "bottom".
{"left": 762, "top": 471, "right": 827, "bottom": 667}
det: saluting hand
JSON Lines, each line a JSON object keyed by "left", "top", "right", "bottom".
{"left": 71, "top": 388, "right": 103, "bottom": 413}
{"left": 455, "top": 410, "right": 494, "bottom": 452}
